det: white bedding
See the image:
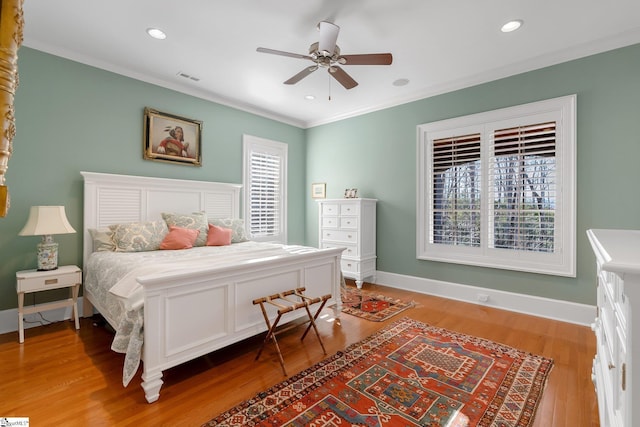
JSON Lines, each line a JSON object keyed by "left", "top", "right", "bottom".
{"left": 84, "top": 241, "right": 332, "bottom": 386}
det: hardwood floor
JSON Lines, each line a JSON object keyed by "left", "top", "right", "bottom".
{"left": 0, "top": 282, "right": 599, "bottom": 426}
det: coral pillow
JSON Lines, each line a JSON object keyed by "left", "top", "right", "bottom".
{"left": 206, "top": 224, "right": 233, "bottom": 246}
{"left": 160, "top": 226, "right": 200, "bottom": 250}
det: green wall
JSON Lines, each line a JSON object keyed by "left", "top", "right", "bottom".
{"left": 306, "top": 43, "right": 640, "bottom": 306}
{"left": 2, "top": 44, "right": 639, "bottom": 313}
{"left": 0, "top": 48, "right": 306, "bottom": 311}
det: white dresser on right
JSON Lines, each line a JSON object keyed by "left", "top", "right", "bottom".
{"left": 587, "top": 229, "right": 640, "bottom": 427}
{"left": 317, "top": 198, "right": 377, "bottom": 289}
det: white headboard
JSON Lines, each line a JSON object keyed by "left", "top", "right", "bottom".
{"left": 81, "top": 171, "right": 242, "bottom": 265}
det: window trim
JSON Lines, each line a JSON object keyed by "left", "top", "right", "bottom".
{"left": 417, "top": 95, "right": 576, "bottom": 277}
{"left": 243, "top": 134, "right": 288, "bottom": 243}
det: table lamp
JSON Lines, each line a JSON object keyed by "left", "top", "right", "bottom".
{"left": 19, "top": 206, "right": 76, "bottom": 270}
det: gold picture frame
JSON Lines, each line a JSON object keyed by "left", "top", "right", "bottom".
{"left": 311, "top": 182, "right": 326, "bottom": 199}
{"left": 143, "top": 107, "right": 202, "bottom": 166}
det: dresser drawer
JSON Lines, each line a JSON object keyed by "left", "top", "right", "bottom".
{"left": 322, "top": 229, "right": 357, "bottom": 243}
{"left": 322, "top": 204, "right": 339, "bottom": 216}
{"left": 17, "top": 270, "right": 81, "bottom": 293}
{"left": 612, "top": 273, "right": 628, "bottom": 330}
{"left": 339, "top": 217, "right": 358, "bottom": 229}
{"left": 320, "top": 242, "right": 358, "bottom": 257}
{"left": 341, "top": 259, "right": 360, "bottom": 274}
{"left": 322, "top": 217, "right": 338, "bottom": 228}
{"left": 340, "top": 203, "right": 359, "bottom": 216}
{"left": 341, "top": 244, "right": 358, "bottom": 258}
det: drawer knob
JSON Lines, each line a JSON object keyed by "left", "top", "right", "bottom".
{"left": 348, "top": 235, "right": 352, "bottom": 238}
{"left": 45, "top": 278, "right": 58, "bottom": 285}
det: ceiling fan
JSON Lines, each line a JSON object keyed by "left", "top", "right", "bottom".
{"left": 257, "top": 21, "right": 392, "bottom": 90}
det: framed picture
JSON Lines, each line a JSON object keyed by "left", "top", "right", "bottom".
{"left": 143, "top": 107, "right": 203, "bottom": 166}
{"left": 311, "top": 182, "right": 326, "bottom": 199}
{"left": 344, "top": 188, "right": 358, "bottom": 198}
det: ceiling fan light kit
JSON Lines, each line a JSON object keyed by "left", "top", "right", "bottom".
{"left": 257, "top": 21, "right": 392, "bottom": 90}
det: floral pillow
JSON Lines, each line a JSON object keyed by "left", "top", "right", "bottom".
{"left": 162, "top": 212, "right": 208, "bottom": 247}
{"left": 209, "top": 218, "right": 249, "bottom": 243}
{"left": 109, "top": 220, "right": 168, "bottom": 252}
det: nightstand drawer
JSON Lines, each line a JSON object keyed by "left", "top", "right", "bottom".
{"left": 17, "top": 268, "right": 81, "bottom": 293}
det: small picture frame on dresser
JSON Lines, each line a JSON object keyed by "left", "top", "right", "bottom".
{"left": 311, "top": 182, "right": 326, "bottom": 199}
{"left": 344, "top": 188, "right": 358, "bottom": 198}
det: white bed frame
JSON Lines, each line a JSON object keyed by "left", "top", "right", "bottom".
{"left": 81, "top": 171, "right": 343, "bottom": 403}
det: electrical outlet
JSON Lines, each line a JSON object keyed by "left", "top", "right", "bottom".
{"left": 477, "top": 293, "right": 489, "bottom": 303}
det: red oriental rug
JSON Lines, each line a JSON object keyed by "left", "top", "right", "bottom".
{"left": 204, "top": 317, "right": 553, "bottom": 427}
{"left": 341, "top": 286, "right": 414, "bottom": 321}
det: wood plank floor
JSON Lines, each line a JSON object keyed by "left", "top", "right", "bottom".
{"left": 0, "top": 282, "right": 599, "bottom": 426}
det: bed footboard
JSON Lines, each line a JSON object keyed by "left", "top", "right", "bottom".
{"left": 138, "top": 248, "right": 342, "bottom": 403}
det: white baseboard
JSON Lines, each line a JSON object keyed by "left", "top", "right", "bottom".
{"left": 374, "top": 271, "right": 596, "bottom": 326}
{"left": 0, "top": 297, "right": 86, "bottom": 336}
{"left": 1, "top": 274, "right": 595, "bottom": 336}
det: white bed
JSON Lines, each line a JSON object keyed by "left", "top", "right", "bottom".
{"left": 81, "top": 171, "right": 343, "bottom": 403}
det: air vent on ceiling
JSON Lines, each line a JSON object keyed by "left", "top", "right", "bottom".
{"left": 176, "top": 71, "right": 200, "bottom": 82}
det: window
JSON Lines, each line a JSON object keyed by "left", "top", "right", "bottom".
{"left": 243, "top": 135, "right": 288, "bottom": 243}
{"left": 417, "top": 95, "right": 576, "bottom": 276}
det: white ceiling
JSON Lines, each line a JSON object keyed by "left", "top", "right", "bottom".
{"left": 22, "top": 0, "right": 640, "bottom": 128}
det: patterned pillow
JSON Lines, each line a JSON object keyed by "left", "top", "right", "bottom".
{"left": 209, "top": 218, "right": 249, "bottom": 243}
{"left": 162, "top": 212, "right": 208, "bottom": 247}
{"left": 109, "top": 220, "right": 168, "bottom": 252}
{"left": 89, "top": 228, "right": 116, "bottom": 252}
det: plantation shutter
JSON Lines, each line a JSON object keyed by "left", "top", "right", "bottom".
{"left": 248, "top": 150, "right": 281, "bottom": 237}
{"left": 490, "top": 121, "right": 556, "bottom": 252}
{"left": 431, "top": 133, "right": 482, "bottom": 246}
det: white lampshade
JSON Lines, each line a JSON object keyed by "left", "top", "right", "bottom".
{"left": 19, "top": 206, "right": 75, "bottom": 270}
{"left": 19, "top": 206, "right": 76, "bottom": 236}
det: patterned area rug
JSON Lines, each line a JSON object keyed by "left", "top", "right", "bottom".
{"left": 341, "top": 286, "right": 414, "bottom": 321}
{"left": 205, "top": 317, "right": 553, "bottom": 427}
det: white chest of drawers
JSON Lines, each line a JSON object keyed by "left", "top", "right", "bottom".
{"left": 587, "top": 229, "right": 640, "bottom": 427}
{"left": 317, "top": 198, "right": 377, "bottom": 289}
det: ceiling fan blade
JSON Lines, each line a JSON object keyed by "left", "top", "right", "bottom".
{"left": 284, "top": 66, "right": 318, "bottom": 85}
{"left": 339, "top": 53, "right": 393, "bottom": 65}
{"left": 317, "top": 21, "right": 340, "bottom": 56}
{"left": 257, "top": 47, "right": 312, "bottom": 60}
{"left": 329, "top": 66, "right": 358, "bottom": 90}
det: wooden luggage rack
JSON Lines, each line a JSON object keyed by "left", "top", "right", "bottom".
{"left": 253, "top": 287, "right": 331, "bottom": 375}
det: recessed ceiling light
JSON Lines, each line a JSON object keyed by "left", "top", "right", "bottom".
{"left": 393, "top": 78, "right": 410, "bottom": 87}
{"left": 501, "top": 20, "right": 523, "bottom": 33}
{"left": 146, "top": 27, "right": 167, "bottom": 40}
{"left": 304, "top": 95, "right": 315, "bottom": 100}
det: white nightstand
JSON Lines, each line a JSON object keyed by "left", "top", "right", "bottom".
{"left": 16, "top": 265, "right": 82, "bottom": 343}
